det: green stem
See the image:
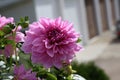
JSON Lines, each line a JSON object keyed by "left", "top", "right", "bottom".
{"left": 12, "top": 26, "right": 19, "bottom": 65}
{"left": 48, "top": 68, "right": 51, "bottom": 72}
{"left": 66, "top": 75, "right": 72, "bottom": 80}
{"left": 8, "top": 56, "right": 13, "bottom": 72}
{"left": 2, "top": 50, "right": 6, "bottom": 64}
{"left": 13, "top": 45, "right": 18, "bottom": 66}
{"left": 64, "top": 65, "right": 73, "bottom": 80}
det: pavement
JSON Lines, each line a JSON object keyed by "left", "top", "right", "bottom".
{"left": 75, "top": 31, "right": 120, "bottom": 80}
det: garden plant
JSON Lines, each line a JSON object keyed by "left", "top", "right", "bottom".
{"left": 0, "top": 15, "right": 85, "bottom": 80}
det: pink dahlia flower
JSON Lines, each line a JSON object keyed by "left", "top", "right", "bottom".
{"left": 0, "top": 45, "right": 13, "bottom": 57}
{"left": 14, "top": 64, "right": 37, "bottom": 80}
{"left": 0, "top": 16, "right": 24, "bottom": 57}
{"left": 0, "top": 16, "right": 14, "bottom": 29}
{"left": 22, "top": 17, "right": 83, "bottom": 68}
{"left": 14, "top": 26, "right": 25, "bottom": 43}
{"left": 0, "top": 32, "right": 25, "bottom": 57}
{"left": 16, "top": 32, "right": 25, "bottom": 42}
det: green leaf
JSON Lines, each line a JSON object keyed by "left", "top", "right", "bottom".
{"left": 8, "top": 23, "right": 15, "bottom": 29}
{"left": 0, "top": 44, "right": 5, "bottom": 49}
{"left": 66, "top": 75, "right": 72, "bottom": 80}
{"left": 17, "top": 16, "right": 29, "bottom": 28}
{"left": 0, "top": 30, "right": 5, "bottom": 37}
{"left": 77, "top": 38, "right": 81, "bottom": 43}
{"left": 18, "top": 52, "right": 31, "bottom": 69}
{"left": 32, "top": 65, "right": 48, "bottom": 78}
{"left": 46, "top": 73, "right": 57, "bottom": 80}
{"left": 2, "top": 25, "right": 12, "bottom": 34}
{"left": 21, "top": 23, "right": 29, "bottom": 28}
{"left": 6, "top": 56, "right": 13, "bottom": 67}
{"left": 25, "top": 16, "right": 29, "bottom": 21}
{"left": 20, "top": 17, "right": 25, "bottom": 23}
{"left": 6, "top": 40, "right": 15, "bottom": 47}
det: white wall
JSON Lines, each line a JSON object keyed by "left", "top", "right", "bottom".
{"left": 63, "top": 0, "right": 81, "bottom": 33}
{"left": 114, "top": 0, "right": 120, "bottom": 21}
{"left": 34, "top": 0, "right": 62, "bottom": 20}
{"left": 105, "top": 0, "right": 113, "bottom": 30}
{"left": 0, "top": 0, "right": 36, "bottom": 23}
{"left": 78, "top": 0, "right": 89, "bottom": 45}
{"left": 63, "top": 0, "right": 89, "bottom": 45}
{"left": 34, "top": 0, "right": 89, "bottom": 45}
{"left": 93, "top": 0, "right": 103, "bottom": 35}
{"left": 0, "top": 0, "right": 116, "bottom": 45}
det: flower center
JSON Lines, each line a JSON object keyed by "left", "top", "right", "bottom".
{"left": 47, "top": 28, "right": 65, "bottom": 44}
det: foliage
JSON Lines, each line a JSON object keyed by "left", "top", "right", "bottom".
{"left": 72, "top": 61, "right": 110, "bottom": 80}
{"left": 0, "top": 16, "right": 84, "bottom": 80}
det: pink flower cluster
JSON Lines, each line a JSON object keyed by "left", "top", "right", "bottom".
{"left": 14, "top": 64, "right": 37, "bottom": 80}
{"left": 0, "top": 16, "right": 14, "bottom": 29}
{"left": 22, "top": 17, "right": 83, "bottom": 68}
{"left": 0, "top": 16, "right": 24, "bottom": 57}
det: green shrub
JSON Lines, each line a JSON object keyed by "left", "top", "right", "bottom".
{"left": 72, "top": 61, "right": 109, "bottom": 80}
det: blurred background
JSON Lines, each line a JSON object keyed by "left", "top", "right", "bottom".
{"left": 0, "top": 0, "right": 120, "bottom": 80}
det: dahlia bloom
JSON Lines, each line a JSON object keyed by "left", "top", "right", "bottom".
{"left": 0, "top": 16, "right": 14, "bottom": 29}
{"left": 16, "top": 31, "right": 25, "bottom": 42}
{"left": 22, "top": 17, "right": 82, "bottom": 68}
{"left": 14, "top": 64, "right": 37, "bottom": 80}
{"left": 0, "top": 32, "right": 24, "bottom": 57}
{"left": 14, "top": 26, "right": 25, "bottom": 43}
{"left": 0, "top": 16, "right": 24, "bottom": 57}
{"left": 0, "top": 45, "right": 13, "bottom": 57}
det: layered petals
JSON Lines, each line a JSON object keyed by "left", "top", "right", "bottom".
{"left": 22, "top": 17, "right": 83, "bottom": 68}
{"left": 0, "top": 16, "right": 25, "bottom": 57}
{"left": 14, "top": 64, "right": 37, "bottom": 80}
{"left": 0, "top": 16, "right": 14, "bottom": 29}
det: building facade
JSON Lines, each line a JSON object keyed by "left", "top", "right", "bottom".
{"left": 0, "top": 0, "right": 119, "bottom": 45}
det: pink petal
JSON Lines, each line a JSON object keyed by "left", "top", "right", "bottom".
{"left": 46, "top": 49, "right": 54, "bottom": 57}
{"left": 55, "top": 17, "right": 62, "bottom": 26}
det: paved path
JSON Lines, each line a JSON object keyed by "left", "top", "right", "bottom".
{"left": 75, "top": 31, "right": 120, "bottom": 80}
{"left": 75, "top": 31, "right": 114, "bottom": 62}
{"left": 95, "top": 38, "right": 120, "bottom": 80}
